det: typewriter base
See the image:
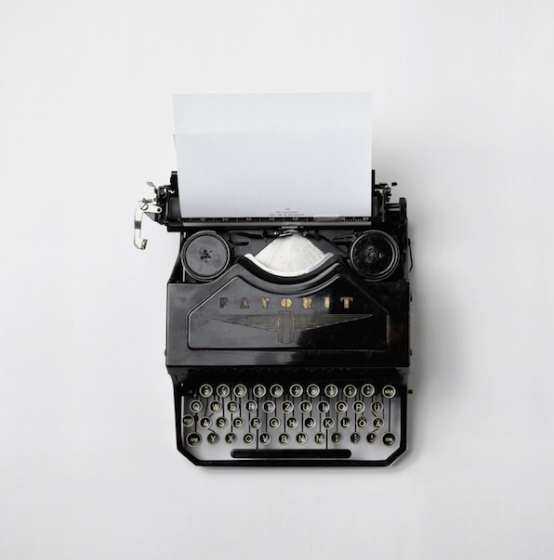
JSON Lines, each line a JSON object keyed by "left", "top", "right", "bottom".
{"left": 172, "top": 369, "right": 407, "bottom": 467}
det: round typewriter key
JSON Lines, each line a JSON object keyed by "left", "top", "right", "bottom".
{"left": 243, "top": 433, "right": 255, "bottom": 445}
{"left": 314, "top": 432, "right": 326, "bottom": 445}
{"left": 352, "top": 401, "right": 365, "bottom": 414}
{"left": 199, "top": 384, "right": 213, "bottom": 398}
{"left": 245, "top": 400, "right": 257, "bottom": 413}
{"left": 209, "top": 401, "right": 222, "bottom": 413}
{"left": 331, "top": 432, "right": 343, "bottom": 444}
{"left": 296, "top": 432, "right": 308, "bottom": 445}
{"left": 344, "top": 384, "right": 357, "bottom": 398}
{"left": 361, "top": 384, "right": 375, "bottom": 398}
{"left": 190, "top": 400, "right": 203, "bottom": 413}
{"left": 323, "top": 417, "right": 335, "bottom": 430}
{"left": 304, "top": 417, "right": 316, "bottom": 430}
{"left": 234, "top": 384, "right": 247, "bottom": 398}
{"left": 227, "top": 401, "right": 239, "bottom": 413}
{"left": 233, "top": 417, "right": 245, "bottom": 429}
{"left": 253, "top": 384, "right": 266, "bottom": 398}
{"left": 307, "top": 384, "right": 320, "bottom": 398}
{"left": 281, "top": 401, "right": 294, "bottom": 414}
{"left": 350, "top": 432, "right": 362, "bottom": 445}
{"left": 182, "top": 231, "right": 230, "bottom": 281}
{"left": 270, "top": 384, "right": 284, "bottom": 398}
{"left": 317, "top": 401, "right": 330, "bottom": 414}
{"left": 217, "top": 384, "right": 230, "bottom": 398}
{"left": 262, "top": 401, "right": 275, "bottom": 414}
{"left": 382, "top": 385, "right": 396, "bottom": 399}
{"left": 340, "top": 417, "right": 352, "bottom": 429}
{"left": 299, "top": 400, "right": 312, "bottom": 414}
{"left": 371, "top": 401, "right": 384, "bottom": 414}
{"left": 366, "top": 432, "right": 377, "bottom": 444}
{"left": 373, "top": 417, "right": 385, "bottom": 430}
{"left": 182, "top": 414, "right": 194, "bottom": 428}
{"left": 259, "top": 432, "right": 271, "bottom": 445}
{"left": 286, "top": 417, "right": 299, "bottom": 429}
{"left": 324, "top": 384, "right": 338, "bottom": 398}
{"left": 357, "top": 417, "right": 369, "bottom": 429}
{"left": 216, "top": 417, "right": 228, "bottom": 429}
{"left": 199, "top": 417, "right": 212, "bottom": 430}
{"left": 268, "top": 417, "right": 281, "bottom": 430}
{"left": 225, "top": 433, "right": 237, "bottom": 445}
{"left": 289, "top": 384, "right": 303, "bottom": 398}
{"left": 349, "top": 230, "right": 400, "bottom": 282}
{"left": 207, "top": 433, "right": 220, "bottom": 445}
{"left": 250, "top": 417, "right": 262, "bottom": 430}
{"left": 382, "top": 432, "right": 397, "bottom": 446}
{"left": 279, "top": 433, "right": 291, "bottom": 445}
{"left": 335, "top": 401, "right": 348, "bottom": 413}
{"left": 186, "top": 432, "right": 202, "bottom": 447}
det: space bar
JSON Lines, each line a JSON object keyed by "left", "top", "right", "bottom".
{"left": 231, "top": 449, "right": 351, "bottom": 459}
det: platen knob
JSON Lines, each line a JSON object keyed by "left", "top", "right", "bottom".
{"left": 349, "top": 231, "right": 400, "bottom": 281}
{"left": 181, "top": 231, "right": 230, "bottom": 281}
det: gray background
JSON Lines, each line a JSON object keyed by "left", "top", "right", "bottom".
{"left": 2, "top": 1, "right": 553, "bottom": 558}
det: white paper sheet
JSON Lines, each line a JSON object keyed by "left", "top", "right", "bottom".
{"left": 173, "top": 93, "right": 372, "bottom": 218}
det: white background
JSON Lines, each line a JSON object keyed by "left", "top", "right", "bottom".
{"left": 1, "top": 1, "right": 553, "bottom": 559}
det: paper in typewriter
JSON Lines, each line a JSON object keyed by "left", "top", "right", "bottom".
{"left": 174, "top": 93, "right": 372, "bottom": 218}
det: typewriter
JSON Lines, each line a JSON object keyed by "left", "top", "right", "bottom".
{"left": 135, "top": 170, "right": 411, "bottom": 467}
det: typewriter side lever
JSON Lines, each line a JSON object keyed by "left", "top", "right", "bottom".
{"left": 134, "top": 182, "right": 163, "bottom": 250}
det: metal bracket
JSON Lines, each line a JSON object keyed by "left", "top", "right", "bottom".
{"left": 134, "top": 198, "right": 162, "bottom": 250}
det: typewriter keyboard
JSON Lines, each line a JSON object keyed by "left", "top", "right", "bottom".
{"left": 179, "top": 381, "right": 404, "bottom": 464}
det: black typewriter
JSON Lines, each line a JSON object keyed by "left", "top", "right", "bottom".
{"left": 135, "top": 170, "right": 411, "bottom": 466}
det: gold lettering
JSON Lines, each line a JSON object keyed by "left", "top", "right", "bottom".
{"left": 324, "top": 297, "right": 330, "bottom": 309}
{"left": 303, "top": 297, "right": 313, "bottom": 309}
{"left": 240, "top": 298, "right": 249, "bottom": 309}
{"left": 281, "top": 297, "right": 292, "bottom": 308}
{"left": 261, "top": 297, "right": 271, "bottom": 308}
{"left": 340, "top": 297, "right": 353, "bottom": 309}
{"left": 315, "top": 434, "right": 324, "bottom": 442}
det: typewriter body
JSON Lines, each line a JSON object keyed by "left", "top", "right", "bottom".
{"left": 135, "top": 170, "right": 411, "bottom": 467}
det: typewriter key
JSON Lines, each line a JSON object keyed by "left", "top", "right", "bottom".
{"left": 245, "top": 400, "right": 257, "bottom": 413}
{"left": 343, "top": 384, "right": 357, "bottom": 398}
{"left": 335, "top": 401, "right": 348, "bottom": 413}
{"left": 382, "top": 385, "right": 396, "bottom": 398}
{"left": 186, "top": 432, "right": 202, "bottom": 447}
{"left": 286, "top": 417, "right": 299, "bottom": 429}
{"left": 227, "top": 401, "right": 239, "bottom": 413}
{"left": 304, "top": 417, "right": 316, "bottom": 429}
{"left": 299, "top": 401, "right": 312, "bottom": 413}
{"left": 317, "top": 401, "right": 330, "bottom": 414}
{"left": 243, "top": 433, "right": 255, "bottom": 445}
{"left": 366, "top": 433, "right": 377, "bottom": 444}
{"left": 225, "top": 433, "right": 237, "bottom": 445}
{"left": 296, "top": 433, "right": 308, "bottom": 445}
{"left": 270, "top": 384, "right": 284, "bottom": 398}
{"left": 323, "top": 417, "right": 335, "bottom": 430}
{"left": 216, "top": 384, "right": 230, "bottom": 398}
{"left": 382, "top": 432, "right": 397, "bottom": 447}
{"left": 307, "top": 384, "right": 320, "bottom": 398}
{"left": 324, "top": 384, "right": 338, "bottom": 398}
{"left": 289, "top": 384, "right": 303, "bottom": 398}
{"left": 350, "top": 433, "right": 362, "bottom": 445}
{"left": 253, "top": 384, "right": 266, "bottom": 398}
{"left": 199, "top": 417, "right": 212, "bottom": 430}
{"left": 331, "top": 432, "right": 343, "bottom": 444}
{"left": 352, "top": 401, "right": 365, "bottom": 414}
{"left": 233, "top": 417, "right": 245, "bottom": 429}
{"left": 340, "top": 417, "right": 352, "bottom": 429}
{"left": 262, "top": 401, "right": 275, "bottom": 414}
{"left": 279, "top": 433, "right": 291, "bottom": 445}
{"left": 361, "top": 384, "right": 375, "bottom": 398}
{"left": 268, "top": 417, "right": 281, "bottom": 430}
{"left": 182, "top": 415, "right": 194, "bottom": 428}
{"left": 371, "top": 401, "right": 384, "bottom": 414}
{"left": 373, "top": 417, "right": 385, "bottom": 430}
{"left": 182, "top": 231, "right": 230, "bottom": 281}
{"left": 207, "top": 433, "right": 220, "bottom": 445}
{"left": 259, "top": 433, "right": 271, "bottom": 445}
{"left": 234, "top": 384, "right": 247, "bottom": 398}
{"left": 349, "top": 231, "right": 400, "bottom": 282}
{"left": 250, "top": 417, "right": 262, "bottom": 430}
{"left": 216, "top": 417, "right": 228, "bottom": 429}
{"left": 314, "top": 433, "right": 326, "bottom": 445}
{"left": 209, "top": 401, "right": 222, "bottom": 413}
{"left": 199, "top": 384, "right": 213, "bottom": 398}
{"left": 190, "top": 400, "right": 203, "bottom": 413}
{"left": 357, "top": 417, "right": 369, "bottom": 429}
{"left": 281, "top": 401, "right": 294, "bottom": 414}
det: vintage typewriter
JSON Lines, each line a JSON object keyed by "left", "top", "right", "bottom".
{"left": 135, "top": 170, "right": 411, "bottom": 467}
